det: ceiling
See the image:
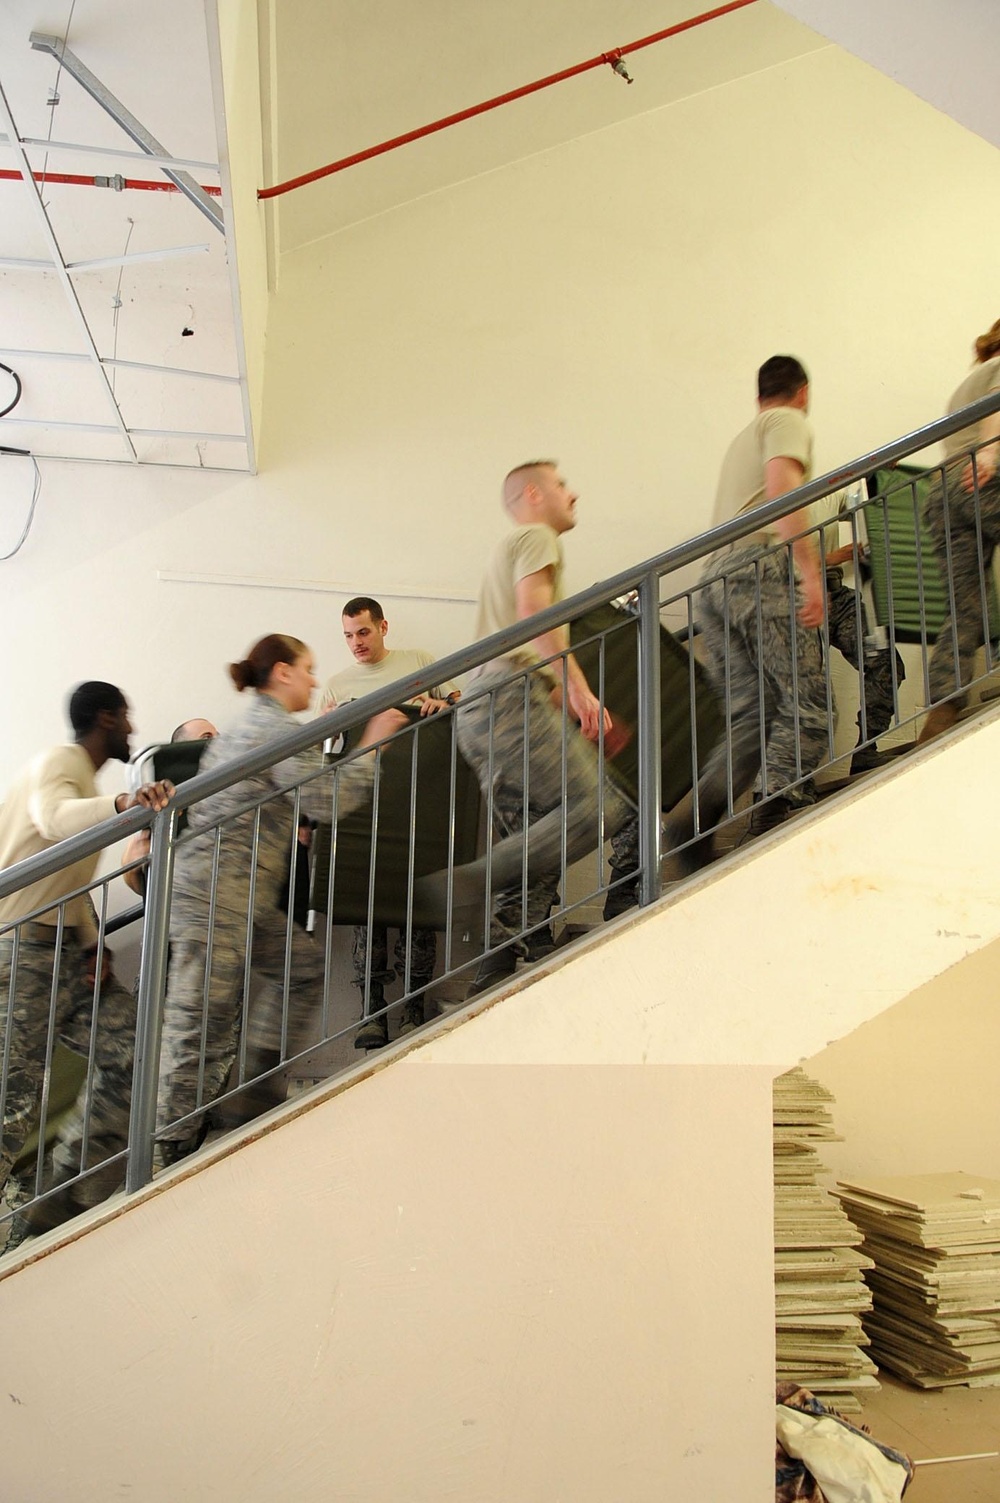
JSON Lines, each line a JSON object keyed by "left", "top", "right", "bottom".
{"left": 0, "top": 0, "right": 251, "bottom": 470}
{"left": 0, "top": 1, "right": 830, "bottom": 474}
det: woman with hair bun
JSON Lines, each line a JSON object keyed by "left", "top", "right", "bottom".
{"left": 156, "top": 633, "right": 386, "bottom": 1164}
{"left": 919, "top": 320, "right": 1000, "bottom": 743}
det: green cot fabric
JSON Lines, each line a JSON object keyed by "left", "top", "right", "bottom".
{"left": 864, "top": 465, "right": 1000, "bottom": 642}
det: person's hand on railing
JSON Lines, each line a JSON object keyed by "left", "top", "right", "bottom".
{"left": 797, "top": 572, "right": 826, "bottom": 629}
{"left": 83, "top": 944, "right": 113, "bottom": 988}
{"left": 961, "top": 450, "right": 998, "bottom": 494}
{"left": 417, "top": 693, "right": 457, "bottom": 716}
{"left": 114, "top": 780, "right": 175, "bottom": 814}
{"left": 567, "top": 676, "right": 613, "bottom": 743}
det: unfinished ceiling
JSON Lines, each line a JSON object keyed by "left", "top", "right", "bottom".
{"left": 0, "top": 0, "right": 252, "bottom": 470}
{"left": 262, "top": 0, "right": 827, "bottom": 254}
{"left": 0, "top": 1, "right": 831, "bottom": 475}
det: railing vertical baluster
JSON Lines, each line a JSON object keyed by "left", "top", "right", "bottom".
{"left": 444, "top": 709, "right": 458, "bottom": 969}
{"left": 521, "top": 674, "right": 531, "bottom": 939}
{"left": 126, "top": 806, "right": 177, "bottom": 1193}
{"left": 33, "top": 904, "right": 66, "bottom": 1195}
{"left": 637, "top": 570, "right": 662, "bottom": 907}
{"left": 403, "top": 724, "right": 420, "bottom": 999}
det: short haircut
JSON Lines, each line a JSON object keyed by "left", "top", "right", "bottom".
{"left": 170, "top": 720, "right": 214, "bottom": 742}
{"left": 68, "top": 681, "right": 126, "bottom": 736}
{"left": 342, "top": 596, "right": 384, "bottom": 623}
{"left": 757, "top": 356, "right": 808, "bottom": 403}
{"left": 502, "top": 459, "right": 557, "bottom": 513}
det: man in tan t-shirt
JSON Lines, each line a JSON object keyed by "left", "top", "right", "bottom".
{"left": 663, "top": 357, "right": 829, "bottom": 858}
{"left": 455, "top": 461, "right": 634, "bottom": 992}
{"left": 316, "top": 596, "right": 458, "bottom": 1049}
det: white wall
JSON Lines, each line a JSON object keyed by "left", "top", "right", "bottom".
{"left": 3, "top": 41, "right": 999, "bottom": 792}
{"left": 772, "top": 0, "right": 1000, "bottom": 153}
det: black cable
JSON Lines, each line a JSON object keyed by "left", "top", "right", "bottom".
{"left": 0, "top": 361, "right": 22, "bottom": 419}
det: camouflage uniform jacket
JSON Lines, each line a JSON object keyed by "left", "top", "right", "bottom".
{"left": 172, "top": 693, "right": 341, "bottom": 920}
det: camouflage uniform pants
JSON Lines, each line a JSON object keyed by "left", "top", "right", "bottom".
{"left": 608, "top": 814, "right": 639, "bottom": 885}
{"left": 825, "top": 571, "right": 903, "bottom": 744}
{"left": 0, "top": 931, "right": 136, "bottom": 1219}
{"left": 456, "top": 666, "right": 633, "bottom": 947}
{"left": 157, "top": 894, "right": 326, "bottom": 1154}
{"left": 925, "top": 463, "right": 1000, "bottom": 708}
{"left": 486, "top": 780, "right": 560, "bottom": 953}
{"left": 352, "top": 923, "right": 437, "bottom": 1014}
{"left": 758, "top": 571, "right": 905, "bottom": 797}
{"left": 692, "top": 541, "right": 827, "bottom": 816}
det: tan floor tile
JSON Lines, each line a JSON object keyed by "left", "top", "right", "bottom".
{"left": 859, "top": 1374, "right": 1000, "bottom": 1501}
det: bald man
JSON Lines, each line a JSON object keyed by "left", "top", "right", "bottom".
{"left": 171, "top": 718, "right": 218, "bottom": 742}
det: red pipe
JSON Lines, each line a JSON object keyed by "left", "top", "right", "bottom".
{"left": 0, "top": 168, "right": 222, "bottom": 195}
{"left": 259, "top": 0, "right": 758, "bottom": 202}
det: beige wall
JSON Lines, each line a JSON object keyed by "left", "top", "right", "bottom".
{"left": 1, "top": 1063, "right": 776, "bottom": 1503}
{"left": 262, "top": 42, "right": 1000, "bottom": 599}
{"left": 808, "top": 936, "right": 1000, "bottom": 1184}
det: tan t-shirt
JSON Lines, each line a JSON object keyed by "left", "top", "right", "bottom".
{"left": 315, "top": 648, "right": 458, "bottom": 718}
{"left": 712, "top": 406, "right": 814, "bottom": 534}
{"left": 0, "top": 743, "right": 119, "bottom": 940}
{"left": 943, "top": 355, "right": 1000, "bottom": 462}
{"left": 474, "top": 523, "right": 563, "bottom": 667}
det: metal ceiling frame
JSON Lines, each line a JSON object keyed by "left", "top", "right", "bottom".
{"left": 0, "top": 132, "right": 219, "bottom": 173}
{"left": 0, "top": 244, "right": 209, "bottom": 272}
{"left": 0, "top": 347, "right": 240, "bottom": 384}
{"left": 29, "top": 32, "right": 224, "bottom": 234}
{"left": 0, "top": 73, "right": 137, "bottom": 460}
{"left": 0, "top": 19, "right": 253, "bottom": 471}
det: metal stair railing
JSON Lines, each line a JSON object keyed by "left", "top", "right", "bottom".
{"left": 2, "top": 388, "right": 1000, "bottom": 1248}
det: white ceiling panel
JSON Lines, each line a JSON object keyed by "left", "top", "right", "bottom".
{"left": 0, "top": 0, "right": 251, "bottom": 471}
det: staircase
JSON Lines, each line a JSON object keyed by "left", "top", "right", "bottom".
{"left": 3, "top": 697, "right": 999, "bottom": 1501}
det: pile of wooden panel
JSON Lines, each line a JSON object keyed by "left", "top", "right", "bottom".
{"left": 774, "top": 1069, "right": 878, "bottom": 1412}
{"left": 837, "top": 1172, "right": 1000, "bottom": 1388}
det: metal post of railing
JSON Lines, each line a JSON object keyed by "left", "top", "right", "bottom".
{"left": 637, "top": 570, "right": 662, "bottom": 906}
{"left": 125, "top": 806, "right": 176, "bottom": 1192}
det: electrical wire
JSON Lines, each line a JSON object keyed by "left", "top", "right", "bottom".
{"left": 110, "top": 217, "right": 136, "bottom": 395}
{"left": 0, "top": 454, "right": 43, "bottom": 561}
{"left": 39, "top": 0, "right": 79, "bottom": 203}
{"left": 0, "top": 360, "right": 22, "bottom": 417}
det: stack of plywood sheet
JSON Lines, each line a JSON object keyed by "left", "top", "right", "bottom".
{"left": 774, "top": 1069, "right": 878, "bottom": 1412}
{"left": 837, "top": 1172, "right": 1000, "bottom": 1389}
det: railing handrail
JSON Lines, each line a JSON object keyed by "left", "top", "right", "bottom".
{"left": 2, "top": 388, "right": 997, "bottom": 904}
